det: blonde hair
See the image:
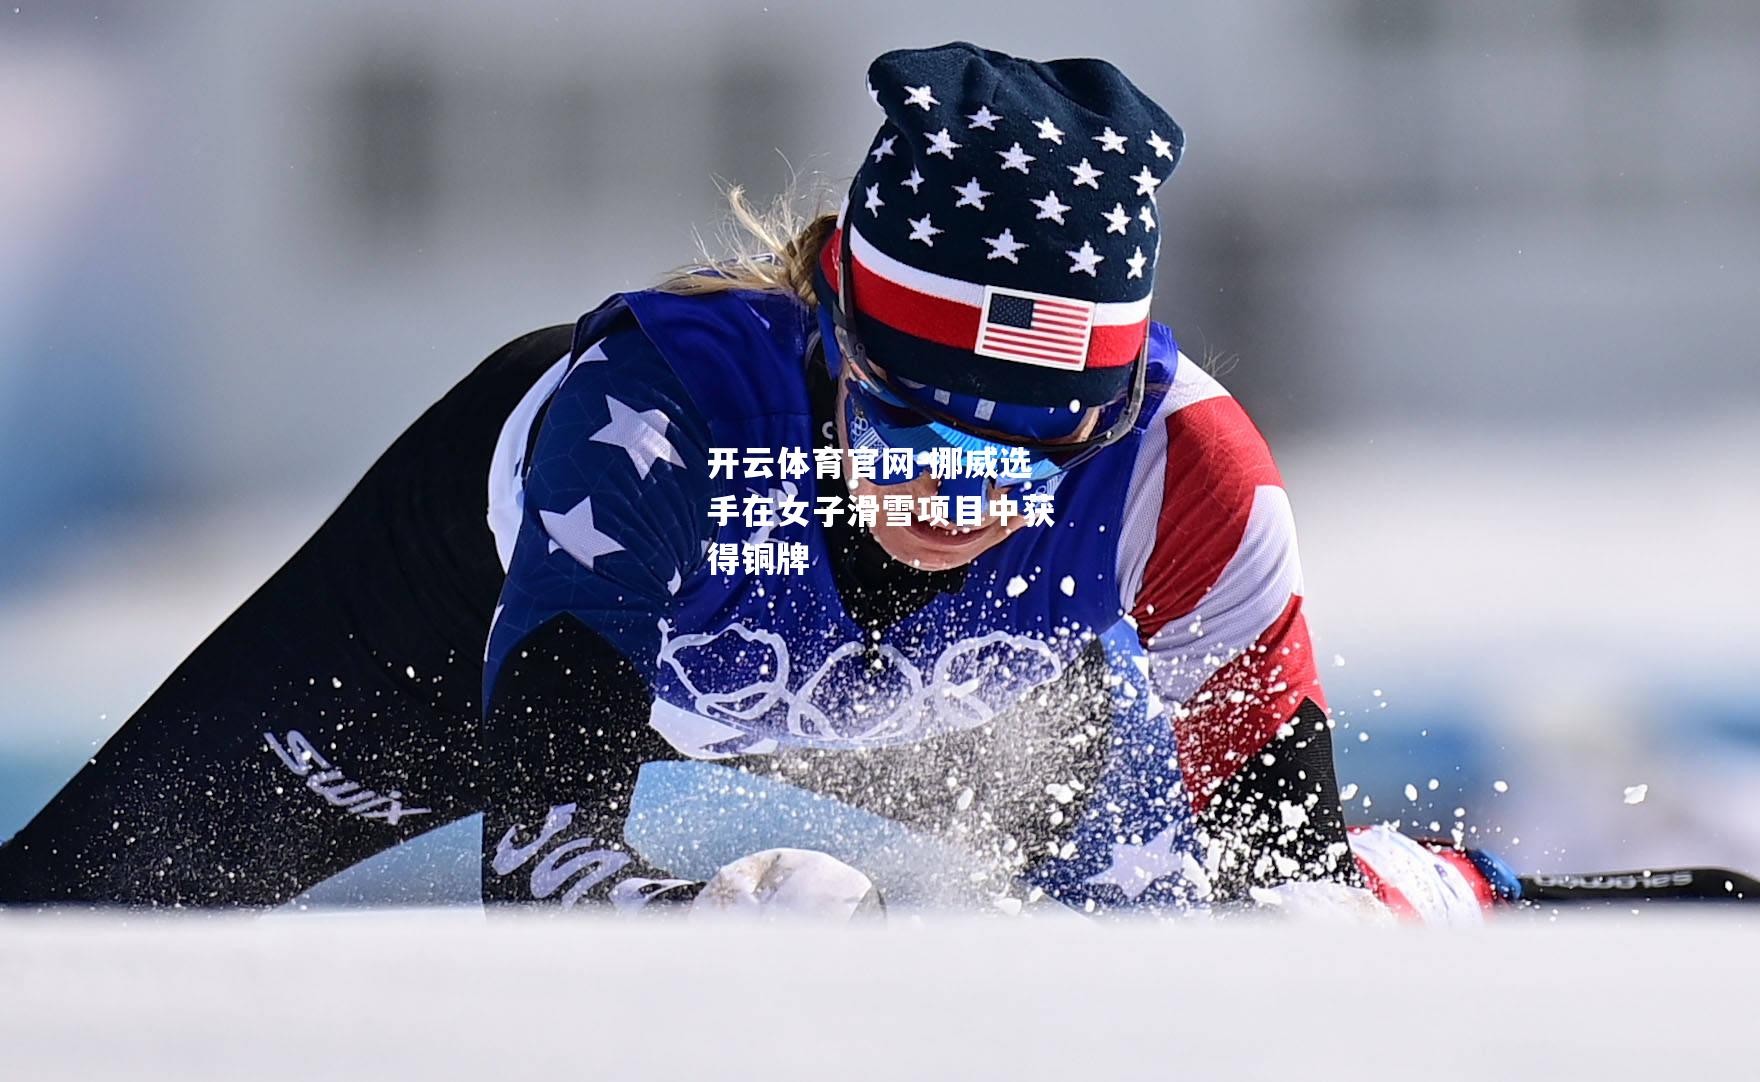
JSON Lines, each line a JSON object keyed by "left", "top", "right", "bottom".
{"left": 653, "top": 180, "right": 841, "bottom": 306}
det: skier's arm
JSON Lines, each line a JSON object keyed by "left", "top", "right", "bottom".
{"left": 477, "top": 319, "right": 715, "bottom": 908}
{"left": 1123, "top": 378, "right": 1352, "bottom": 900}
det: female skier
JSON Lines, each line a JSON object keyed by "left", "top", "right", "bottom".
{"left": 0, "top": 42, "right": 1501, "bottom": 920}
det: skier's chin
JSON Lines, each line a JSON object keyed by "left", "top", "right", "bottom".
{"left": 867, "top": 515, "right": 1014, "bottom": 571}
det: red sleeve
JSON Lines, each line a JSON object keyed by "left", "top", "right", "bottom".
{"left": 1124, "top": 387, "right": 1326, "bottom": 815}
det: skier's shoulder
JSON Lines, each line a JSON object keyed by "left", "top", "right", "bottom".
{"left": 1114, "top": 337, "right": 1298, "bottom": 634}
{"left": 564, "top": 284, "right": 816, "bottom": 427}
{"left": 1130, "top": 342, "right": 1283, "bottom": 498}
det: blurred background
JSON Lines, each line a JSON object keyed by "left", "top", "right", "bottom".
{"left": 3, "top": 0, "right": 1757, "bottom": 898}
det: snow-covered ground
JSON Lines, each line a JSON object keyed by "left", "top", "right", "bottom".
{"left": 2, "top": 910, "right": 1757, "bottom": 1081}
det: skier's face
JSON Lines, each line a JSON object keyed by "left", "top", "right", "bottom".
{"left": 833, "top": 373, "right": 1036, "bottom": 571}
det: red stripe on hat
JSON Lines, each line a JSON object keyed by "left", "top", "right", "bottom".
{"left": 823, "top": 228, "right": 1146, "bottom": 370}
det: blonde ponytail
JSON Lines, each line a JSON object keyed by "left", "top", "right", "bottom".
{"left": 653, "top": 180, "right": 840, "bottom": 306}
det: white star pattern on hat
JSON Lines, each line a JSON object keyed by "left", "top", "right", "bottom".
{"left": 864, "top": 183, "right": 885, "bottom": 215}
{"left": 996, "top": 142, "right": 1036, "bottom": 173}
{"left": 1031, "top": 190, "right": 1071, "bottom": 225}
{"left": 907, "top": 214, "right": 943, "bottom": 246}
{"left": 870, "top": 135, "right": 896, "bottom": 163}
{"left": 1102, "top": 203, "right": 1131, "bottom": 235}
{"left": 904, "top": 84, "right": 939, "bottom": 110}
{"left": 1126, "top": 246, "right": 1147, "bottom": 279}
{"left": 952, "top": 177, "right": 992, "bottom": 210}
{"left": 1138, "top": 204, "right": 1156, "bottom": 231}
{"left": 902, "top": 167, "right": 925, "bottom": 193}
{"left": 1093, "top": 126, "right": 1129, "bottom": 153}
{"left": 1067, "top": 158, "right": 1103, "bottom": 189}
{"left": 1147, "top": 129, "right": 1176, "bottom": 160}
{"left": 866, "top": 79, "right": 879, "bottom": 106}
{"left": 1065, "top": 240, "right": 1105, "bottom": 276}
{"left": 1033, "top": 116, "right": 1064, "bottom": 144}
{"left": 925, "top": 128, "right": 961, "bottom": 158}
{"left": 966, "top": 104, "right": 1002, "bottom": 130}
{"left": 1131, "top": 165, "right": 1160, "bottom": 196}
{"left": 984, "top": 228, "right": 1027, "bottom": 263}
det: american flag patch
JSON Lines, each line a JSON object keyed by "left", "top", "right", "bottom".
{"left": 973, "top": 286, "right": 1097, "bottom": 370}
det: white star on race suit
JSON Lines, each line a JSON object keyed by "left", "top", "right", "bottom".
{"left": 1126, "top": 246, "right": 1147, "bottom": 279}
{"left": 666, "top": 569, "right": 682, "bottom": 595}
{"left": 1066, "top": 240, "right": 1105, "bottom": 276}
{"left": 864, "top": 183, "right": 885, "bottom": 215}
{"left": 1093, "top": 126, "right": 1129, "bottom": 153}
{"left": 925, "top": 128, "right": 961, "bottom": 158}
{"left": 1031, "top": 190, "right": 1071, "bottom": 225}
{"left": 904, "top": 84, "right": 939, "bottom": 110}
{"left": 590, "top": 396, "right": 683, "bottom": 479}
{"left": 1033, "top": 116, "right": 1065, "bottom": 144}
{"left": 540, "top": 497, "right": 624, "bottom": 570}
{"left": 984, "top": 228, "right": 1027, "bottom": 263}
{"left": 902, "top": 167, "right": 925, "bottom": 193}
{"left": 907, "top": 214, "right": 943, "bottom": 246}
{"left": 1083, "top": 825, "right": 1185, "bottom": 901}
{"left": 1131, "top": 165, "right": 1160, "bottom": 196}
{"left": 966, "top": 105, "right": 1002, "bottom": 130}
{"left": 870, "top": 135, "right": 896, "bottom": 163}
{"left": 1067, "top": 158, "right": 1103, "bottom": 189}
{"left": 996, "top": 142, "right": 1036, "bottom": 173}
{"left": 952, "top": 177, "right": 992, "bottom": 210}
{"left": 1147, "top": 129, "right": 1176, "bottom": 160}
{"left": 1102, "top": 203, "right": 1132, "bottom": 235}
{"left": 1138, "top": 204, "right": 1156, "bottom": 231}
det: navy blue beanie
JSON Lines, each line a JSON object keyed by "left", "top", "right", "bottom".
{"left": 817, "top": 41, "right": 1183, "bottom": 410}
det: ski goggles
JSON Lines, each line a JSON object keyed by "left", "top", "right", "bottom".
{"left": 842, "top": 368, "right": 1094, "bottom": 487}
{"left": 828, "top": 230, "right": 1149, "bottom": 485}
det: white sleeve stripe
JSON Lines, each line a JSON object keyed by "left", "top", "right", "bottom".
{"left": 1143, "top": 485, "right": 1305, "bottom": 709}
{"left": 486, "top": 352, "right": 573, "bottom": 571}
{"left": 1115, "top": 353, "right": 1230, "bottom": 613}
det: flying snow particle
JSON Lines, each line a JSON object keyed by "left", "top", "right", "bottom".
{"left": 1338, "top": 783, "right": 1359, "bottom": 801}
{"left": 405, "top": 666, "right": 417, "bottom": 679}
{"left": 331, "top": 677, "right": 343, "bottom": 689}
{"left": 1333, "top": 654, "right": 1346, "bottom": 667}
{"left": 1404, "top": 784, "right": 1419, "bottom": 802}
{"left": 1006, "top": 575, "right": 1029, "bottom": 597}
{"left": 1623, "top": 784, "right": 1648, "bottom": 805}
{"left": 955, "top": 787, "right": 974, "bottom": 812}
{"left": 1059, "top": 575, "right": 1076, "bottom": 596}
{"left": 1426, "top": 778, "right": 1439, "bottom": 791}
{"left": 1493, "top": 780, "right": 1509, "bottom": 794}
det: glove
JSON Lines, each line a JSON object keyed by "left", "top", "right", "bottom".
{"left": 689, "top": 848, "right": 885, "bottom": 921}
{"left": 1348, "top": 824, "right": 1517, "bottom": 925}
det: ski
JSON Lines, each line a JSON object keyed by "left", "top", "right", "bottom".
{"left": 1515, "top": 867, "right": 1758, "bottom": 905}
